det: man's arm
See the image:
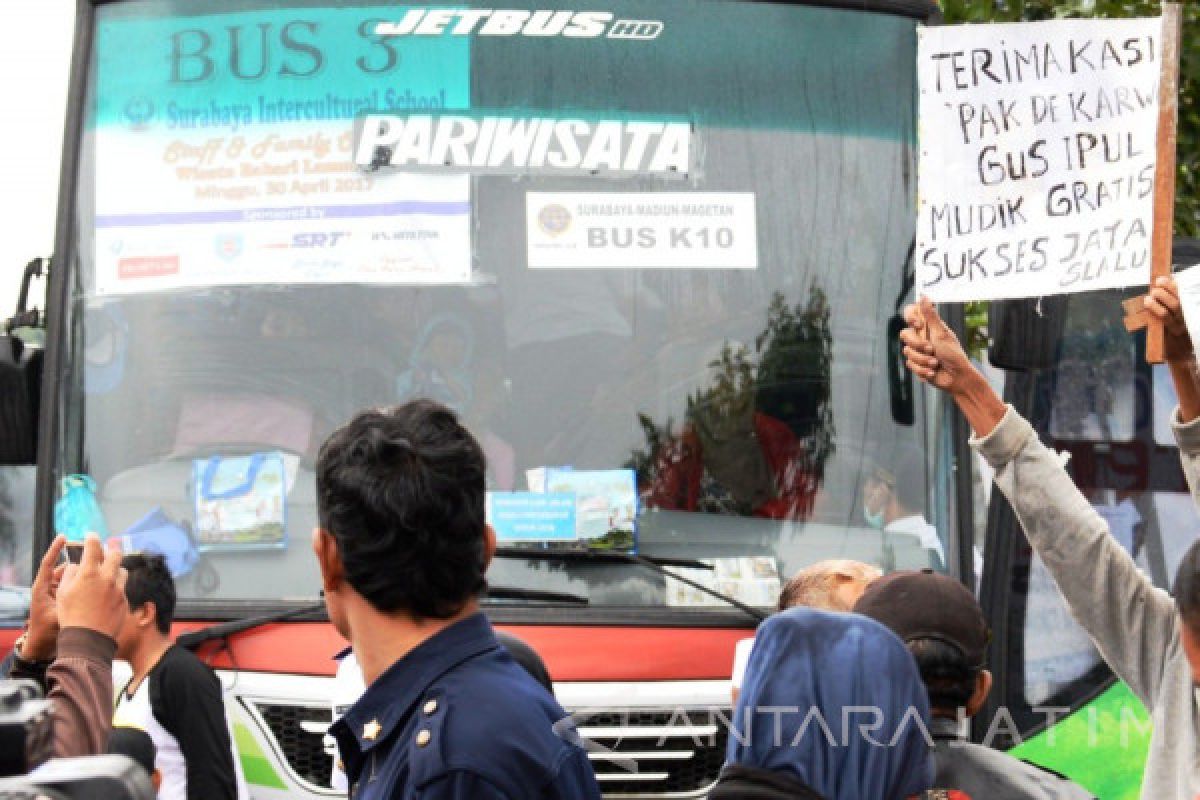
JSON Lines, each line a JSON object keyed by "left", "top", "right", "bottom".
{"left": 155, "top": 651, "right": 237, "bottom": 800}
{"left": 1143, "top": 276, "right": 1200, "bottom": 423}
{"left": 901, "top": 299, "right": 1178, "bottom": 709}
{"left": 15, "top": 535, "right": 128, "bottom": 757}
{"left": 36, "top": 627, "right": 117, "bottom": 757}
{"left": 1140, "top": 278, "right": 1200, "bottom": 518}
{"left": 900, "top": 298, "right": 1005, "bottom": 438}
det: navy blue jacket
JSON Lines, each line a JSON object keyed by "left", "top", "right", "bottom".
{"left": 329, "top": 613, "right": 600, "bottom": 800}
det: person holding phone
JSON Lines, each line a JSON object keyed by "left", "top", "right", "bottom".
{"left": 8, "top": 534, "right": 129, "bottom": 757}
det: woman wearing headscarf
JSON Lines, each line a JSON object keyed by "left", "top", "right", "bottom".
{"left": 712, "top": 607, "right": 934, "bottom": 800}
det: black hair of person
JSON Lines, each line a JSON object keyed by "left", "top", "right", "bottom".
{"left": 316, "top": 400, "right": 488, "bottom": 620}
{"left": 907, "top": 637, "right": 980, "bottom": 711}
{"left": 120, "top": 553, "right": 176, "bottom": 634}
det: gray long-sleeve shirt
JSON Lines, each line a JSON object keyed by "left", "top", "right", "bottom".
{"left": 973, "top": 405, "right": 1198, "bottom": 800}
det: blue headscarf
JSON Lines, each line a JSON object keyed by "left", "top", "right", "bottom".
{"left": 726, "top": 607, "right": 934, "bottom": 800}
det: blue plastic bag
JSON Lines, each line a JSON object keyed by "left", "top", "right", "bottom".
{"left": 118, "top": 508, "right": 199, "bottom": 578}
{"left": 53, "top": 475, "right": 110, "bottom": 542}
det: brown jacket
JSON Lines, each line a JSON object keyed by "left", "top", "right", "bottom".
{"left": 10, "top": 627, "right": 116, "bottom": 758}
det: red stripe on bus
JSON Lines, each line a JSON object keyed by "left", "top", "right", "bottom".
{"left": 1, "top": 623, "right": 748, "bottom": 680}
{"left": 171, "top": 622, "right": 749, "bottom": 680}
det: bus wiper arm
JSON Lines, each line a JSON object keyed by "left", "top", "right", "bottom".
{"left": 177, "top": 602, "right": 327, "bottom": 651}
{"left": 494, "top": 547, "right": 711, "bottom": 570}
{"left": 494, "top": 547, "right": 767, "bottom": 622}
{"left": 178, "top": 587, "right": 587, "bottom": 651}
{"left": 487, "top": 585, "right": 589, "bottom": 605}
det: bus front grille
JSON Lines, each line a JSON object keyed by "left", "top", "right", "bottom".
{"left": 253, "top": 703, "right": 729, "bottom": 798}
{"left": 255, "top": 702, "right": 335, "bottom": 790}
{"left": 574, "top": 709, "right": 729, "bottom": 797}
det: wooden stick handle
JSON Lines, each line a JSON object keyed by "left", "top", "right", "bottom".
{"left": 1148, "top": 3, "right": 1183, "bottom": 363}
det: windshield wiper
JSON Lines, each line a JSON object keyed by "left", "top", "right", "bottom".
{"left": 486, "top": 585, "right": 589, "bottom": 605}
{"left": 494, "top": 547, "right": 767, "bottom": 622}
{"left": 495, "top": 547, "right": 711, "bottom": 570}
{"left": 177, "top": 583, "right": 590, "bottom": 651}
{"left": 177, "top": 602, "right": 327, "bottom": 651}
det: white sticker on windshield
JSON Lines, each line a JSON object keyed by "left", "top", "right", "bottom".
{"left": 525, "top": 192, "right": 757, "bottom": 269}
{"left": 664, "top": 557, "right": 779, "bottom": 608}
{"left": 94, "top": 137, "right": 472, "bottom": 295}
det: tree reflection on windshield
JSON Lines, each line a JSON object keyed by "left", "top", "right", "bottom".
{"left": 630, "top": 287, "right": 834, "bottom": 522}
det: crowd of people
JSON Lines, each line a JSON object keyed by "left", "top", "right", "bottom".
{"left": 8, "top": 277, "right": 1200, "bottom": 799}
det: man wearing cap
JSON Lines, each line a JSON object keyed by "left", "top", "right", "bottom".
{"left": 856, "top": 570, "right": 1093, "bottom": 799}
{"left": 900, "top": 287, "right": 1200, "bottom": 800}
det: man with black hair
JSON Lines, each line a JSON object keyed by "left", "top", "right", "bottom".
{"left": 856, "top": 570, "right": 1093, "bottom": 799}
{"left": 112, "top": 553, "right": 236, "bottom": 800}
{"left": 315, "top": 400, "right": 600, "bottom": 800}
{"left": 900, "top": 282, "right": 1200, "bottom": 800}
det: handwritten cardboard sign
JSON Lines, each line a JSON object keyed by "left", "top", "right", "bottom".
{"left": 917, "top": 16, "right": 1163, "bottom": 302}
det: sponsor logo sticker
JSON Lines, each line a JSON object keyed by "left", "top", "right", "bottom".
{"left": 118, "top": 255, "right": 180, "bottom": 279}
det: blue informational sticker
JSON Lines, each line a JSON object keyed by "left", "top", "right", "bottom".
{"left": 488, "top": 492, "right": 578, "bottom": 542}
{"left": 544, "top": 468, "right": 638, "bottom": 552}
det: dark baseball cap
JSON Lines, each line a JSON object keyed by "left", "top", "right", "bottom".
{"left": 853, "top": 569, "right": 990, "bottom": 667}
{"left": 108, "top": 726, "right": 157, "bottom": 777}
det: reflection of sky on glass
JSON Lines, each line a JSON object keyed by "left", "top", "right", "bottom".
{"left": 1152, "top": 493, "right": 1200, "bottom": 585}
{"left": 1154, "top": 364, "right": 1180, "bottom": 447}
{"left": 1049, "top": 339, "right": 1136, "bottom": 443}
{"left": 1024, "top": 552, "right": 1102, "bottom": 707}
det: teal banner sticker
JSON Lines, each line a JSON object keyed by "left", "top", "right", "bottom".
{"left": 94, "top": 6, "right": 470, "bottom": 132}
{"left": 488, "top": 492, "right": 578, "bottom": 542}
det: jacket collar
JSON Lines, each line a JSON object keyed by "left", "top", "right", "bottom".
{"left": 338, "top": 612, "right": 499, "bottom": 752}
{"left": 930, "top": 715, "right": 966, "bottom": 740}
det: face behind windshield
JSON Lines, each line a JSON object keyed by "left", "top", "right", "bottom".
{"left": 49, "top": 0, "right": 944, "bottom": 612}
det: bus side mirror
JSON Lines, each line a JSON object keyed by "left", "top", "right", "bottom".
{"left": 987, "top": 296, "right": 1068, "bottom": 372}
{"left": 887, "top": 315, "right": 914, "bottom": 426}
{"left": 0, "top": 333, "right": 42, "bottom": 465}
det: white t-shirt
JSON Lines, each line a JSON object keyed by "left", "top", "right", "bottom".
{"left": 114, "top": 677, "right": 188, "bottom": 800}
{"left": 111, "top": 654, "right": 246, "bottom": 800}
{"left": 730, "top": 637, "right": 756, "bottom": 690}
{"left": 329, "top": 652, "right": 366, "bottom": 791}
{"left": 885, "top": 514, "right": 946, "bottom": 564}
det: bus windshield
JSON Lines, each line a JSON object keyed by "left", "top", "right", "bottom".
{"left": 56, "top": 0, "right": 945, "bottom": 615}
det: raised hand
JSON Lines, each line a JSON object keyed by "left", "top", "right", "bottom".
{"left": 22, "top": 535, "right": 68, "bottom": 661}
{"left": 56, "top": 534, "right": 128, "bottom": 641}
{"left": 1144, "top": 275, "right": 1194, "bottom": 362}
{"left": 900, "top": 297, "right": 974, "bottom": 395}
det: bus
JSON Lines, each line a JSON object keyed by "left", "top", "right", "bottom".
{"left": 0, "top": 1, "right": 1173, "bottom": 798}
